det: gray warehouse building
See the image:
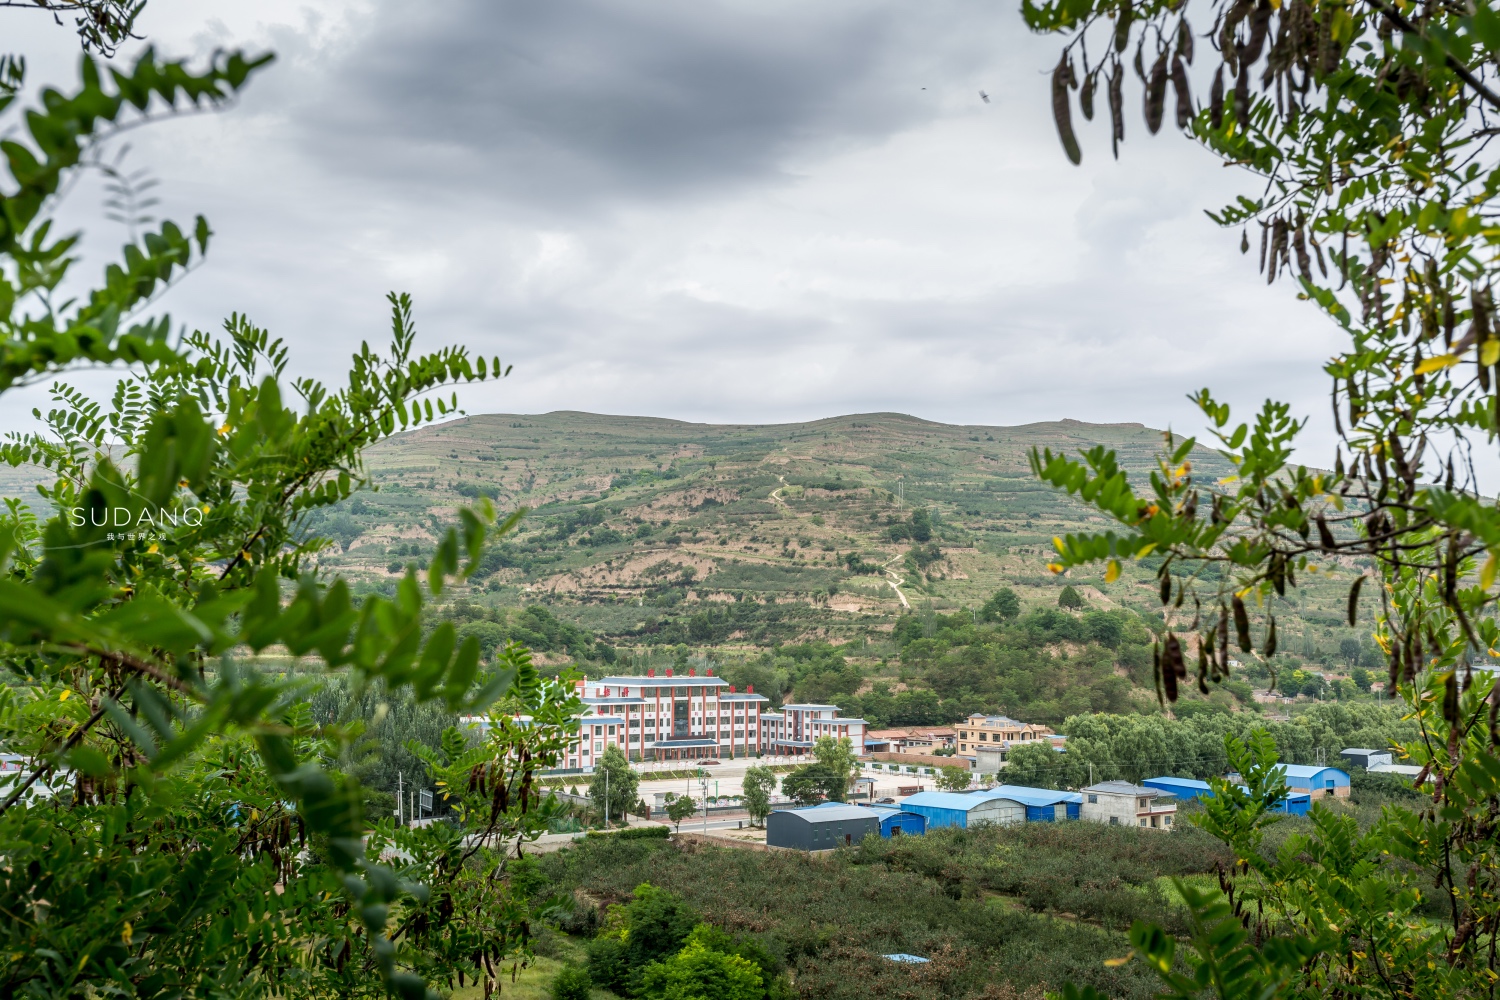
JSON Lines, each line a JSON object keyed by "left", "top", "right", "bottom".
{"left": 766, "top": 805, "right": 881, "bottom": 851}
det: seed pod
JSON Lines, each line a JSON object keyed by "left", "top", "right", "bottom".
{"left": 1109, "top": 67, "right": 1125, "bottom": 157}
{"left": 1258, "top": 220, "right": 1269, "bottom": 273}
{"left": 1176, "top": 18, "right": 1195, "bottom": 63}
{"left": 1145, "top": 50, "right": 1170, "bottom": 133}
{"left": 1268, "top": 217, "right": 1287, "bottom": 284}
{"left": 1269, "top": 553, "right": 1286, "bottom": 597}
{"left": 1232, "top": 595, "right": 1252, "bottom": 651}
{"left": 1159, "top": 568, "right": 1171, "bottom": 604}
{"left": 1234, "top": 60, "right": 1251, "bottom": 128}
{"left": 1240, "top": 228, "right": 1249, "bottom": 254}
{"left": 1198, "top": 633, "right": 1211, "bottom": 694}
{"left": 1489, "top": 688, "right": 1500, "bottom": 746}
{"left": 1163, "top": 632, "right": 1185, "bottom": 702}
{"left": 1311, "top": 234, "right": 1327, "bottom": 278}
{"left": 1313, "top": 512, "right": 1335, "bottom": 551}
{"left": 1294, "top": 224, "right": 1311, "bottom": 278}
{"left": 1153, "top": 640, "right": 1164, "bottom": 702}
{"left": 1444, "top": 534, "right": 1459, "bottom": 605}
{"left": 1115, "top": 1, "right": 1134, "bottom": 52}
{"left": 1244, "top": 0, "right": 1272, "bottom": 64}
{"left": 1171, "top": 56, "right": 1192, "bottom": 128}
{"left": 1217, "top": 605, "right": 1230, "bottom": 676}
{"left": 1263, "top": 616, "right": 1277, "bottom": 657}
{"left": 1387, "top": 640, "right": 1401, "bottom": 695}
{"left": 1210, "top": 65, "right": 1225, "bottom": 128}
{"left": 1444, "top": 670, "right": 1459, "bottom": 725}
{"left": 1052, "top": 55, "right": 1082, "bottom": 165}
{"left": 1081, "top": 71, "right": 1096, "bottom": 120}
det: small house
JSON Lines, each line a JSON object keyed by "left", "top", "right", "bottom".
{"left": 901, "top": 790, "right": 1023, "bottom": 829}
{"left": 1340, "top": 748, "right": 1393, "bottom": 769}
{"left": 767, "top": 805, "right": 881, "bottom": 851}
{"left": 1081, "top": 780, "right": 1177, "bottom": 830}
{"left": 1277, "top": 764, "right": 1350, "bottom": 799}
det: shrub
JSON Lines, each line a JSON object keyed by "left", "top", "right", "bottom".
{"left": 550, "top": 963, "right": 593, "bottom": 1000}
{"left": 586, "top": 936, "right": 629, "bottom": 994}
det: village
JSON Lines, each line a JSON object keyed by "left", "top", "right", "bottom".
{"left": 459, "top": 670, "right": 1415, "bottom": 854}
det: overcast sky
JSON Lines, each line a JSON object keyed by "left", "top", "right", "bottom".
{"left": 6, "top": 0, "right": 1341, "bottom": 455}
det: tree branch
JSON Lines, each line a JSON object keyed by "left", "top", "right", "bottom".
{"left": 0, "top": 685, "right": 121, "bottom": 816}
{"left": 1367, "top": 0, "right": 1500, "bottom": 111}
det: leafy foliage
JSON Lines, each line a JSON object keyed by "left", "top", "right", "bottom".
{"left": 742, "top": 764, "right": 777, "bottom": 825}
{"left": 537, "top": 826, "right": 1187, "bottom": 999}
{"left": 665, "top": 792, "right": 698, "bottom": 831}
{"left": 1019, "top": 0, "right": 1500, "bottom": 985}
{"left": 0, "top": 45, "right": 579, "bottom": 1000}
{"left": 589, "top": 743, "right": 640, "bottom": 823}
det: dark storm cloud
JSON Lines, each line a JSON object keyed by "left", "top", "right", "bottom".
{"left": 292, "top": 0, "right": 987, "bottom": 210}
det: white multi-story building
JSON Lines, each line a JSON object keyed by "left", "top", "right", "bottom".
{"left": 564, "top": 667, "right": 768, "bottom": 769}
{"left": 1080, "top": 780, "right": 1177, "bottom": 830}
{"left": 758, "top": 703, "right": 868, "bottom": 757}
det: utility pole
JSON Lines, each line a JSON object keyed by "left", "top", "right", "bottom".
{"left": 1088, "top": 762, "right": 1094, "bottom": 787}
{"left": 396, "top": 771, "right": 404, "bottom": 826}
{"left": 604, "top": 764, "right": 610, "bottom": 829}
{"left": 700, "top": 771, "right": 709, "bottom": 835}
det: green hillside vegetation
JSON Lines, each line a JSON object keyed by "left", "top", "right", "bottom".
{"left": 0, "top": 411, "right": 1391, "bottom": 730}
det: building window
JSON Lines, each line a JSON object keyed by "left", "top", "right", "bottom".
{"left": 1139, "top": 818, "right": 1147, "bottom": 827}
{"left": 1164, "top": 816, "right": 1173, "bottom": 826}
{"left": 1109, "top": 816, "right": 1118, "bottom": 825}
{"left": 1087, "top": 794, "right": 1098, "bottom": 804}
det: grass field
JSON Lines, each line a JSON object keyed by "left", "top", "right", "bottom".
{"left": 448, "top": 933, "right": 617, "bottom": 1000}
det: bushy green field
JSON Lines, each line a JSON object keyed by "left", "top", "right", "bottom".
{"left": 532, "top": 822, "right": 1228, "bottom": 1000}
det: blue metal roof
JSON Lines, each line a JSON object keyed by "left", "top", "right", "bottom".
{"left": 902, "top": 791, "right": 1007, "bottom": 811}
{"left": 1277, "top": 764, "right": 1349, "bottom": 780}
{"left": 1143, "top": 777, "right": 1213, "bottom": 793}
{"left": 970, "top": 784, "right": 1083, "bottom": 807}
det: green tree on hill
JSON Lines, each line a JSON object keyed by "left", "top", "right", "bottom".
{"left": 980, "top": 586, "right": 1022, "bottom": 622}
{"left": 665, "top": 792, "right": 698, "bottom": 833}
{"left": 811, "top": 735, "right": 857, "bottom": 802}
{"left": 638, "top": 931, "right": 763, "bottom": 1000}
{"left": 1057, "top": 585, "right": 1085, "bottom": 609}
{"left": 741, "top": 766, "right": 778, "bottom": 826}
{"left": 550, "top": 965, "right": 593, "bottom": 1000}
{"left": 589, "top": 744, "right": 639, "bottom": 825}
{"left": 1004, "top": 741, "right": 1083, "bottom": 790}
{"left": 936, "top": 765, "right": 972, "bottom": 791}
{"left": 781, "top": 763, "right": 841, "bottom": 805}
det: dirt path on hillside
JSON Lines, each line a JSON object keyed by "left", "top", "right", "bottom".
{"left": 882, "top": 554, "right": 910, "bottom": 609}
{"left": 768, "top": 474, "right": 788, "bottom": 506}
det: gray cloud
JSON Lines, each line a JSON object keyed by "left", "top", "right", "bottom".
{"left": 0, "top": 0, "right": 1349, "bottom": 474}
{"left": 291, "top": 0, "right": 988, "bottom": 212}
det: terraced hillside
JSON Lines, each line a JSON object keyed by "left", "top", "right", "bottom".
{"left": 2, "top": 409, "right": 1384, "bottom": 718}
{"left": 347, "top": 411, "right": 1207, "bottom": 611}
{"left": 293, "top": 411, "right": 1356, "bottom": 659}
